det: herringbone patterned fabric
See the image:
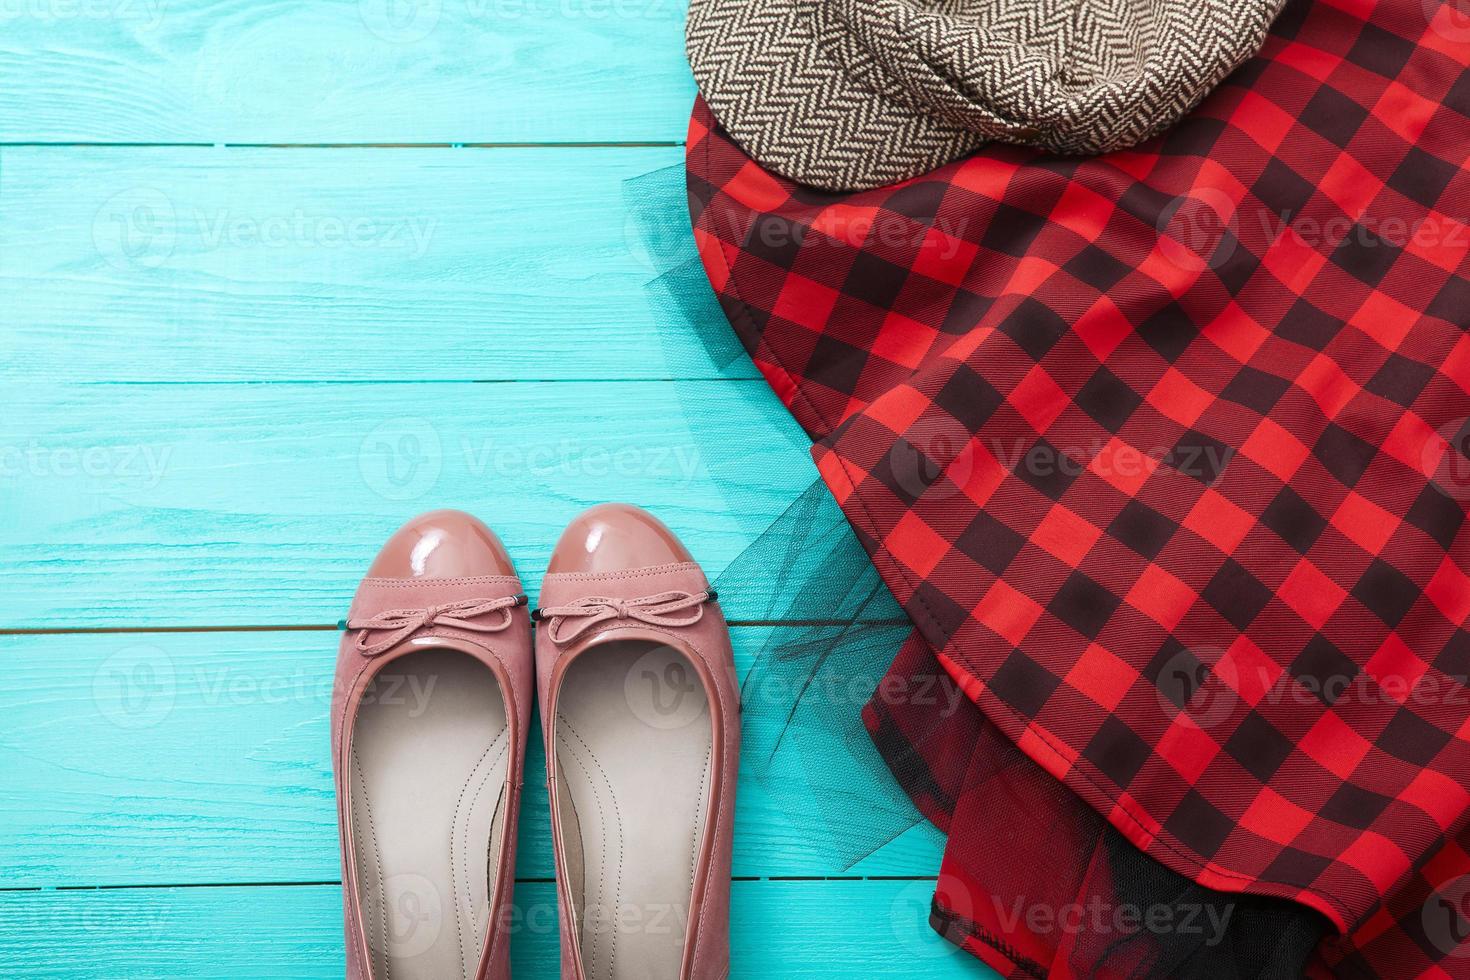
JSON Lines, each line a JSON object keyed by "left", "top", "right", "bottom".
{"left": 688, "top": 0, "right": 1470, "bottom": 973}
{"left": 686, "top": 0, "right": 1286, "bottom": 191}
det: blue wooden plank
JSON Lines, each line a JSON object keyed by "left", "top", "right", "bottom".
{"left": 0, "top": 628, "right": 941, "bottom": 885}
{"left": 0, "top": 0, "right": 696, "bottom": 143}
{"left": 0, "top": 148, "right": 752, "bottom": 382}
{"left": 0, "top": 379, "right": 815, "bottom": 628}
{"left": 0, "top": 881, "right": 995, "bottom": 979}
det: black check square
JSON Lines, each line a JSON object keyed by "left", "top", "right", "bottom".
{"left": 1435, "top": 630, "right": 1470, "bottom": 685}
{"left": 1290, "top": 635, "right": 1360, "bottom": 705}
{"left": 844, "top": 251, "right": 911, "bottom": 310}
{"left": 1202, "top": 559, "right": 1274, "bottom": 630}
{"left": 1377, "top": 708, "right": 1453, "bottom": 767}
{"left": 1278, "top": 299, "right": 1344, "bottom": 351}
{"left": 1172, "top": 428, "right": 1233, "bottom": 485}
{"left": 1074, "top": 366, "right": 1143, "bottom": 433}
{"left": 1405, "top": 482, "right": 1464, "bottom": 552}
{"left": 1224, "top": 711, "right": 1296, "bottom": 783}
{"left": 873, "top": 437, "right": 946, "bottom": 507}
{"left": 911, "top": 581, "right": 973, "bottom": 645}
{"left": 1300, "top": 86, "right": 1370, "bottom": 148}
{"left": 1329, "top": 224, "right": 1403, "bottom": 288}
{"left": 1221, "top": 366, "right": 1293, "bottom": 414}
{"left": 989, "top": 650, "right": 1062, "bottom": 717}
{"left": 1321, "top": 782, "right": 1393, "bottom": 829}
{"left": 1049, "top": 571, "right": 1122, "bottom": 639}
{"left": 1109, "top": 500, "right": 1177, "bottom": 560}
{"left": 983, "top": 204, "right": 1048, "bottom": 257}
{"left": 1084, "top": 716, "right": 1154, "bottom": 789}
{"left": 1213, "top": 235, "right": 1259, "bottom": 295}
{"left": 933, "top": 363, "right": 1006, "bottom": 432}
{"left": 955, "top": 510, "right": 1027, "bottom": 576}
{"left": 1366, "top": 354, "right": 1435, "bottom": 407}
{"left": 1135, "top": 303, "right": 1199, "bottom": 363}
{"left": 1063, "top": 245, "right": 1132, "bottom": 292}
{"left": 1427, "top": 273, "right": 1470, "bottom": 326}
{"left": 1315, "top": 423, "right": 1379, "bottom": 487}
{"left": 1352, "top": 559, "right": 1421, "bottom": 627}
{"left": 1000, "top": 298, "right": 1071, "bottom": 361}
{"left": 743, "top": 213, "right": 806, "bottom": 270}
{"left": 1446, "top": 69, "right": 1470, "bottom": 121}
{"left": 1346, "top": 22, "right": 1417, "bottom": 78}
{"left": 941, "top": 288, "right": 995, "bottom": 335}
{"left": 1015, "top": 438, "right": 1082, "bottom": 501}
{"left": 1164, "top": 790, "right": 1235, "bottom": 857}
{"left": 806, "top": 333, "right": 871, "bottom": 401}
{"left": 1146, "top": 638, "right": 1209, "bottom": 713}
{"left": 884, "top": 181, "right": 947, "bottom": 223}
{"left": 1263, "top": 847, "right": 1335, "bottom": 886}
{"left": 1251, "top": 158, "right": 1317, "bottom": 223}
{"left": 1387, "top": 147, "right": 1459, "bottom": 210}
{"left": 1261, "top": 486, "right": 1329, "bottom": 553}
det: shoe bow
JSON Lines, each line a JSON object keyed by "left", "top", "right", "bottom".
{"left": 533, "top": 589, "right": 716, "bottom": 644}
{"left": 347, "top": 593, "right": 527, "bottom": 657}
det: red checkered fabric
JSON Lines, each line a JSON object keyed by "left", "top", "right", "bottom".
{"left": 686, "top": 0, "right": 1470, "bottom": 975}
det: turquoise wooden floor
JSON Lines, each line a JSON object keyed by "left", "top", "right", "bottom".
{"left": 0, "top": 3, "right": 995, "bottom": 977}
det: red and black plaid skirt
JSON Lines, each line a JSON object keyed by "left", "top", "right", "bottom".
{"left": 687, "top": 0, "right": 1470, "bottom": 975}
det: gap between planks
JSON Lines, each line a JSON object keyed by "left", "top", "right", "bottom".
{"left": 37, "top": 875, "right": 937, "bottom": 893}
{"left": 0, "top": 142, "right": 685, "bottom": 149}
{"left": 0, "top": 619, "right": 910, "bottom": 636}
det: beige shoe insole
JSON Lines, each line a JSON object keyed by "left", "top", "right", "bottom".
{"left": 554, "top": 640, "right": 714, "bottom": 980}
{"left": 350, "top": 649, "right": 510, "bottom": 980}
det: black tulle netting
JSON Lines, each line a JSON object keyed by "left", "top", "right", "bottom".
{"left": 625, "top": 163, "right": 1329, "bottom": 977}
{"left": 626, "top": 164, "right": 930, "bottom": 867}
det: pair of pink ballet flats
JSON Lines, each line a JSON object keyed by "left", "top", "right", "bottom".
{"left": 331, "top": 505, "right": 739, "bottom": 980}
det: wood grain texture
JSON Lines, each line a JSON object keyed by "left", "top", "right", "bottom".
{"left": 0, "top": 0, "right": 696, "bottom": 143}
{"left": 0, "top": 628, "right": 942, "bottom": 886}
{"left": 0, "top": 379, "right": 820, "bottom": 629}
{"left": 0, "top": 148, "right": 754, "bottom": 383}
{"left": 0, "top": 881, "right": 996, "bottom": 979}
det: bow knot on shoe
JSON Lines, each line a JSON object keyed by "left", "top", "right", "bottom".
{"left": 533, "top": 589, "right": 717, "bottom": 644}
{"left": 347, "top": 593, "right": 528, "bottom": 657}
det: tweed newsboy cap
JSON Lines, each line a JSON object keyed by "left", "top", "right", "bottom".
{"left": 687, "top": 0, "right": 1286, "bottom": 191}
